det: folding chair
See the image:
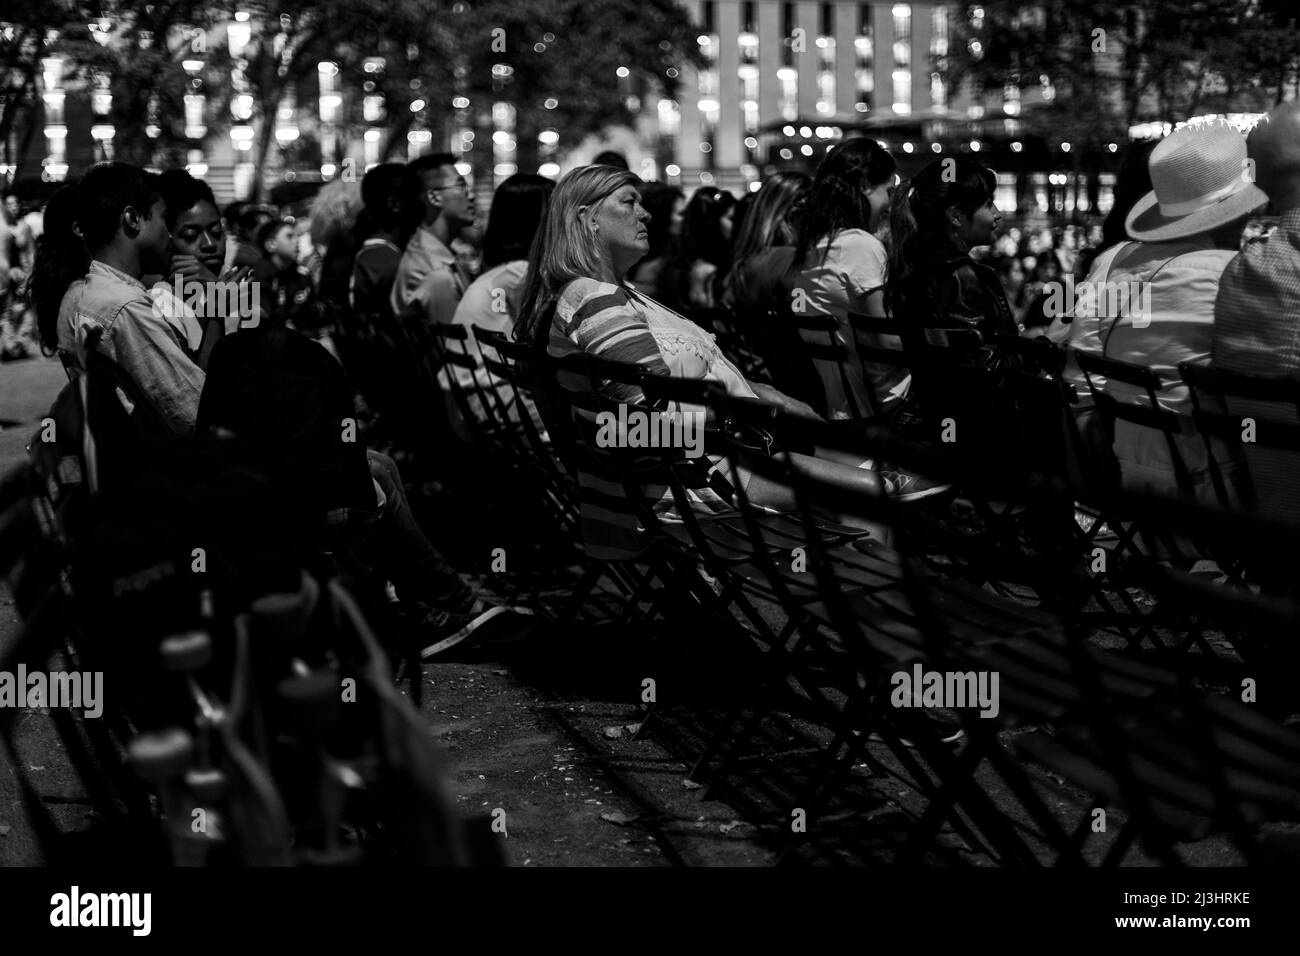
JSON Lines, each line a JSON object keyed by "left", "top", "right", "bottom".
{"left": 1178, "top": 361, "right": 1300, "bottom": 522}
{"left": 788, "top": 307, "right": 871, "bottom": 419}
{"left": 470, "top": 327, "right": 624, "bottom": 623}
{"left": 708, "top": 402, "right": 1100, "bottom": 864}
{"left": 426, "top": 322, "right": 501, "bottom": 447}
{"left": 534, "top": 348, "right": 729, "bottom": 639}
{"left": 0, "top": 456, "right": 160, "bottom": 863}
{"left": 1067, "top": 350, "right": 1226, "bottom": 655}
{"left": 1011, "top": 490, "right": 1300, "bottom": 864}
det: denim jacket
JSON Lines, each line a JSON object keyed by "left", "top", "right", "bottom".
{"left": 56, "top": 260, "right": 205, "bottom": 435}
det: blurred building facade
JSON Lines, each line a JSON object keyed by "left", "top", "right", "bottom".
{"left": 0, "top": 2, "right": 1268, "bottom": 219}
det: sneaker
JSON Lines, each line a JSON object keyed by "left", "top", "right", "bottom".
{"left": 879, "top": 468, "right": 952, "bottom": 502}
{"left": 419, "top": 600, "right": 537, "bottom": 660}
{"left": 861, "top": 713, "right": 965, "bottom": 748}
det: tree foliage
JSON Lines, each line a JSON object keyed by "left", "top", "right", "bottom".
{"left": 450, "top": 0, "right": 703, "bottom": 170}
{"left": 942, "top": 0, "right": 1300, "bottom": 148}
{"left": 4, "top": 0, "right": 703, "bottom": 193}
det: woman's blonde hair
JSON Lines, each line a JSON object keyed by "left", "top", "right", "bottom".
{"left": 308, "top": 177, "right": 363, "bottom": 248}
{"left": 514, "top": 164, "right": 641, "bottom": 355}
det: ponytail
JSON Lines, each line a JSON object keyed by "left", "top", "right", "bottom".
{"left": 885, "top": 183, "right": 921, "bottom": 320}
{"left": 29, "top": 184, "right": 88, "bottom": 356}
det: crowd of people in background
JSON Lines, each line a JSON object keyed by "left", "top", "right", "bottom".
{"left": 0, "top": 157, "right": 1122, "bottom": 364}
{"left": 8, "top": 102, "right": 1300, "bottom": 621}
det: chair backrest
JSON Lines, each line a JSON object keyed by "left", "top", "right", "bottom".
{"left": 1073, "top": 350, "right": 1198, "bottom": 497}
{"left": 1179, "top": 361, "right": 1300, "bottom": 520}
{"left": 539, "top": 349, "right": 677, "bottom": 559}
{"left": 787, "top": 307, "right": 872, "bottom": 419}
{"left": 472, "top": 326, "right": 550, "bottom": 457}
{"left": 428, "top": 322, "right": 496, "bottom": 443}
{"left": 846, "top": 311, "right": 909, "bottom": 370}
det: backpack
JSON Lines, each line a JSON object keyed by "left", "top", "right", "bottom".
{"left": 196, "top": 326, "right": 376, "bottom": 532}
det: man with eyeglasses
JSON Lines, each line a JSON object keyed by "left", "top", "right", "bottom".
{"left": 390, "top": 153, "right": 477, "bottom": 329}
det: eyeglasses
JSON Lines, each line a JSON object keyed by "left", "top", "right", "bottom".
{"left": 428, "top": 177, "right": 471, "bottom": 197}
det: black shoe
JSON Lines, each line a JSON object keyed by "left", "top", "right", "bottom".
{"left": 880, "top": 468, "right": 952, "bottom": 503}
{"left": 862, "top": 713, "right": 965, "bottom": 748}
{"left": 419, "top": 601, "right": 537, "bottom": 660}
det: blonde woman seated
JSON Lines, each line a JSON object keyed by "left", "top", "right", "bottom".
{"left": 513, "top": 165, "right": 932, "bottom": 540}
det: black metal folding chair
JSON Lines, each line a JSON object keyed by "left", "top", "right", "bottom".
{"left": 788, "top": 307, "right": 871, "bottom": 419}
{"left": 1178, "top": 361, "right": 1300, "bottom": 522}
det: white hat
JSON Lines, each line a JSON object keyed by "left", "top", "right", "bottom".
{"left": 1126, "top": 123, "right": 1268, "bottom": 242}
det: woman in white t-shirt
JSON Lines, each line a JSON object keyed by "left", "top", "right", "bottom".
{"left": 447, "top": 173, "right": 555, "bottom": 432}
{"left": 789, "top": 139, "right": 904, "bottom": 420}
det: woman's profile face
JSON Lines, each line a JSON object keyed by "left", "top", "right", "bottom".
{"left": 591, "top": 184, "right": 650, "bottom": 272}
{"left": 864, "top": 178, "right": 894, "bottom": 232}
{"left": 170, "top": 200, "right": 226, "bottom": 275}
{"left": 956, "top": 196, "right": 1001, "bottom": 249}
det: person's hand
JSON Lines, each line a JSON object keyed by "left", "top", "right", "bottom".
{"left": 169, "top": 254, "right": 218, "bottom": 285}
{"left": 750, "top": 382, "right": 822, "bottom": 420}
{"left": 218, "top": 264, "right": 253, "bottom": 285}
{"left": 774, "top": 393, "right": 821, "bottom": 419}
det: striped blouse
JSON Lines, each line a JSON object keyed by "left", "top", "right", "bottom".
{"left": 548, "top": 278, "right": 745, "bottom": 559}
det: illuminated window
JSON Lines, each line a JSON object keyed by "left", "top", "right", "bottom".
{"left": 184, "top": 94, "right": 206, "bottom": 139}
{"left": 92, "top": 71, "right": 112, "bottom": 117}
{"left": 817, "top": 4, "right": 835, "bottom": 116}
{"left": 658, "top": 98, "right": 681, "bottom": 139}
{"left": 1097, "top": 173, "right": 1116, "bottom": 215}
{"left": 855, "top": 5, "right": 873, "bottom": 113}
{"left": 995, "top": 173, "right": 1016, "bottom": 214}
{"left": 779, "top": 67, "right": 798, "bottom": 122}
{"left": 893, "top": 70, "right": 911, "bottom": 114}
{"left": 931, "top": 7, "right": 948, "bottom": 58}
{"left": 967, "top": 76, "right": 986, "bottom": 119}
{"left": 41, "top": 57, "right": 65, "bottom": 126}
{"left": 931, "top": 7, "right": 949, "bottom": 109}
{"left": 1003, "top": 82, "right": 1020, "bottom": 116}
{"left": 892, "top": 4, "right": 911, "bottom": 70}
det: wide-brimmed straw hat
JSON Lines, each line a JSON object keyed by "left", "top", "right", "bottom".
{"left": 1126, "top": 123, "right": 1268, "bottom": 242}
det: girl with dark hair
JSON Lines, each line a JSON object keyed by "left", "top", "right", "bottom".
{"left": 885, "top": 155, "right": 1022, "bottom": 447}
{"left": 790, "top": 137, "right": 901, "bottom": 420}
{"left": 721, "top": 171, "right": 823, "bottom": 408}
{"left": 448, "top": 173, "right": 557, "bottom": 430}
{"left": 481, "top": 173, "right": 556, "bottom": 272}
{"left": 670, "top": 186, "right": 736, "bottom": 312}
{"left": 729, "top": 191, "right": 757, "bottom": 258}
{"left": 455, "top": 173, "right": 556, "bottom": 329}
{"left": 30, "top": 183, "right": 88, "bottom": 358}
{"left": 152, "top": 168, "right": 256, "bottom": 369}
{"left": 723, "top": 171, "right": 810, "bottom": 315}
{"left": 627, "top": 180, "right": 684, "bottom": 300}
{"left": 886, "top": 155, "right": 1017, "bottom": 348}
